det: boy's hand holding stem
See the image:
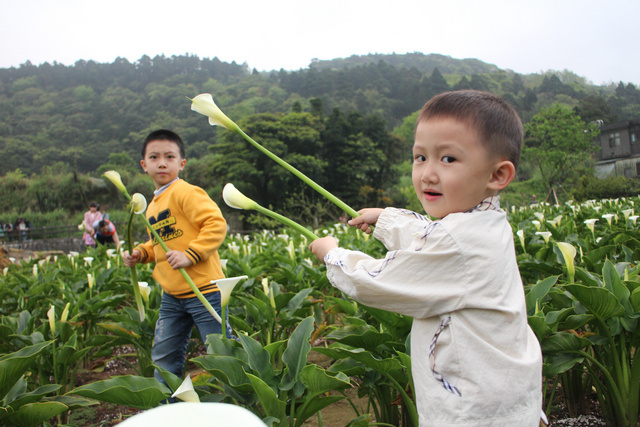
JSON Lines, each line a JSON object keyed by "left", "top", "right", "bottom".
{"left": 309, "top": 208, "right": 382, "bottom": 263}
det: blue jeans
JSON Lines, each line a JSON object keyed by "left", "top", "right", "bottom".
{"left": 152, "top": 291, "right": 231, "bottom": 387}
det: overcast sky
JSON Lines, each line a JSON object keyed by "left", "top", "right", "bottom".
{"left": 1, "top": 0, "right": 638, "bottom": 86}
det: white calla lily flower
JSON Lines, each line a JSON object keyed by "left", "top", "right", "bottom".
{"left": 629, "top": 215, "right": 639, "bottom": 225}
{"left": 131, "top": 193, "right": 147, "bottom": 214}
{"left": 516, "top": 229, "right": 525, "bottom": 250}
{"left": 190, "top": 93, "right": 239, "bottom": 131}
{"left": 602, "top": 214, "right": 616, "bottom": 225}
{"left": 47, "top": 305, "right": 56, "bottom": 334}
{"left": 222, "top": 183, "right": 258, "bottom": 210}
{"left": 84, "top": 257, "right": 93, "bottom": 266}
{"left": 171, "top": 375, "right": 200, "bottom": 403}
{"left": 536, "top": 231, "right": 552, "bottom": 243}
{"left": 212, "top": 275, "right": 248, "bottom": 338}
{"left": 532, "top": 220, "right": 541, "bottom": 231}
{"left": 103, "top": 170, "right": 129, "bottom": 196}
{"left": 138, "top": 282, "right": 151, "bottom": 303}
{"left": 61, "top": 302, "right": 70, "bottom": 322}
{"left": 556, "top": 242, "right": 577, "bottom": 283}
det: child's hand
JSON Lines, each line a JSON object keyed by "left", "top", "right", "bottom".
{"left": 165, "top": 250, "right": 193, "bottom": 269}
{"left": 122, "top": 249, "right": 141, "bottom": 268}
{"left": 309, "top": 236, "right": 339, "bottom": 264}
{"left": 348, "top": 208, "right": 384, "bottom": 234}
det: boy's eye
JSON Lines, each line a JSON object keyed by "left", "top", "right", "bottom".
{"left": 414, "top": 154, "right": 426, "bottom": 163}
{"left": 442, "top": 156, "right": 456, "bottom": 164}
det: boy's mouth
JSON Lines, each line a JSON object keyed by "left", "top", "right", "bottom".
{"left": 423, "top": 190, "right": 442, "bottom": 201}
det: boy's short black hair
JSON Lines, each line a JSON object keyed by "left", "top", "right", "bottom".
{"left": 142, "top": 129, "right": 186, "bottom": 159}
{"left": 417, "top": 90, "right": 523, "bottom": 169}
{"left": 98, "top": 220, "right": 108, "bottom": 229}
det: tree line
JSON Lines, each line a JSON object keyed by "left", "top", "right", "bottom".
{"left": 1, "top": 53, "right": 639, "bottom": 228}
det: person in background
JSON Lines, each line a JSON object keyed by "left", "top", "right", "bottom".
{"left": 92, "top": 218, "right": 121, "bottom": 248}
{"left": 83, "top": 201, "right": 103, "bottom": 248}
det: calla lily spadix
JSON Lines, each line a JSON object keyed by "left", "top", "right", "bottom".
{"left": 556, "top": 242, "right": 576, "bottom": 283}
{"left": 223, "top": 183, "right": 320, "bottom": 242}
{"left": 211, "top": 275, "right": 248, "bottom": 338}
{"left": 104, "top": 170, "right": 223, "bottom": 324}
{"left": 191, "top": 94, "right": 359, "bottom": 218}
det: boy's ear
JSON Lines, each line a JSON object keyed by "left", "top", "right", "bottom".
{"left": 487, "top": 160, "right": 516, "bottom": 191}
{"left": 140, "top": 159, "right": 147, "bottom": 172}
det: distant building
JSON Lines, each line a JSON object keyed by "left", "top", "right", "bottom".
{"left": 594, "top": 120, "right": 640, "bottom": 178}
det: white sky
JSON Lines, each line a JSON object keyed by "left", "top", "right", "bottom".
{"left": 1, "top": 0, "right": 639, "bottom": 86}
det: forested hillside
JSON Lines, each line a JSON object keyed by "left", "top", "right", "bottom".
{"left": 1, "top": 52, "right": 639, "bottom": 226}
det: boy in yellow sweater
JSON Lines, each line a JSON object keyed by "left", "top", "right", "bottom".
{"left": 123, "top": 129, "right": 228, "bottom": 387}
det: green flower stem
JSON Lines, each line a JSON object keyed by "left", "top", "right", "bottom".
{"left": 220, "top": 301, "right": 228, "bottom": 339}
{"left": 140, "top": 215, "right": 222, "bottom": 324}
{"left": 236, "top": 127, "right": 359, "bottom": 219}
{"left": 127, "top": 209, "right": 146, "bottom": 322}
{"left": 253, "top": 204, "right": 319, "bottom": 241}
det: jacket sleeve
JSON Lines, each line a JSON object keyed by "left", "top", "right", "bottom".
{"left": 180, "top": 186, "right": 227, "bottom": 265}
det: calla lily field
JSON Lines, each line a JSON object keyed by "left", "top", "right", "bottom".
{"left": 1, "top": 195, "right": 640, "bottom": 426}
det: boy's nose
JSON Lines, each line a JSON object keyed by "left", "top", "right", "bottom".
{"left": 421, "top": 163, "right": 438, "bottom": 183}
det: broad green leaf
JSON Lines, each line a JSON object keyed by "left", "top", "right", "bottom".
{"left": 67, "top": 375, "right": 170, "bottom": 409}
{"left": 602, "top": 260, "right": 633, "bottom": 313}
{"left": 0, "top": 341, "right": 53, "bottom": 398}
{"left": 3, "top": 401, "right": 69, "bottom": 427}
{"left": 540, "top": 332, "right": 592, "bottom": 353}
{"left": 326, "top": 325, "right": 395, "bottom": 351}
{"left": 324, "top": 295, "right": 357, "bottom": 316}
{"left": 525, "top": 275, "right": 559, "bottom": 315}
{"left": 528, "top": 314, "right": 551, "bottom": 342}
{"left": 543, "top": 353, "right": 585, "bottom": 377}
{"left": 563, "top": 284, "right": 626, "bottom": 320}
{"left": 280, "top": 317, "right": 314, "bottom": 391}
{"left": 245, "top": 371, "right": 286, "bottom": 425}
{"left": 299, "top": 364, "right": 351, "bottom": 395}
{"left": 5, "top": 383, "right": 60, "bottom": 408}
{"left": 314, "top": 345, "right": 402, "bottom": 374}
{"left": 191, "top": 355, "right": 254, "bottom": 393}
{"left": 238, "top": 334, "right": 277, "bottom": 388}
{"left": 631, "top": 287, "right": 640, "bottom": 313}
{"left": 154, "top": 365, "right": 184, "bottom": 393}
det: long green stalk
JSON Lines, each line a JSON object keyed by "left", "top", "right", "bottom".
{"left": 236, "top": 128, "right": 359, "bottom": 219}
{"left": 254, "top": 204, "right": 319, "bottom": 241}
{"left": 127, "top": 210, "right": 146, "bottom": 322}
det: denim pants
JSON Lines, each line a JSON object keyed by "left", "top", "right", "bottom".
{"left": 152, "top": 290, "right": 231, "bottom": 386}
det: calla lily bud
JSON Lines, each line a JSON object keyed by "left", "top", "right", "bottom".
{"left": 47, "top": 305, "right": 56, "bottom": 334}
{"left": 103, "top": 170, "right": 129, "bottom": 197}
{"left": 33, "top": 264, "right": 38, "bottom": 277}
{"left": 556, "top": 242, "right": 576, "bottom": 283}
{"left": 61, "top": 302, "right": 70, "bottom": 322}
{"left": 87, "top": 273, "right": 95, "bottom": 289}
{"left": 223, "top": 183, "right": 258, "bottom": 210}
{"left": 131, "top": 193, "right": 147, "bottom": 214}
{"left": 516, "top": 229, "right": 525, "bottom": 250}
{"left": 138, "top": 282, "right": 151, "bottom": 303}
{"left": 171, "top": 375, "right": 200, "bottom": 403}
{"left": 190, "top": 93, "right": 239, "bottom": 131}
{"left": 78, "top": 223, "right": 86, "bottom": 231}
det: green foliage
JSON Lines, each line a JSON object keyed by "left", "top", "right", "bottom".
{"left": 523, "top": 104, "right": 600, "bottom": 195}
{"left": 571, "top": 175, "right": 640, "bottom": 201}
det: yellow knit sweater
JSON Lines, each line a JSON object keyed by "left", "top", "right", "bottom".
{"left": 135, "top": 179, "right": 227, "bottom": 298}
